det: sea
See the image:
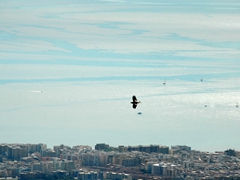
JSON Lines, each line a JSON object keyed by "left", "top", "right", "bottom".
{"left": 0, "top": 0, "right": 240, "bottom": 152}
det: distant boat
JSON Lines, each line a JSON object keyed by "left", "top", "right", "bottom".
{"left": 201, "top": 78, "right": 203, "bottom": 82}
{"left": 236, "top": 103, "right": 239, "bottom": 108}
{"left": 137, "top": 112, "right": 142, "bottom": 115}
{"left": 204, "top": 105, "right": 207, "bottom": 107}
{"left": 163, "top": 80, "right": 166, "bottom": 85}
{"left": 29, "top": 90, "right": 42, "bottom": 93}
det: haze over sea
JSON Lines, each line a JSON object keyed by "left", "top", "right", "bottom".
{"left": 0, "top": 0, "right": 240, "bottom": 152}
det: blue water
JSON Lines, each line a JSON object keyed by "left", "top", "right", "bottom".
{"left": 0, "top": 0, "right": 240, "bottom": 152}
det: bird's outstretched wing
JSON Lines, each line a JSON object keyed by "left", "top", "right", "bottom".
{"left": 132, "top": 95, "right": 137, "bottom": 102}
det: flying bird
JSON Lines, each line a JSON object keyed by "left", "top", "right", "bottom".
{"left": 131, "top": 95, "right": 141, "bottom": 109}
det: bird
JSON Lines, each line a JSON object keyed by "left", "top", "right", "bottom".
{"left": 131, "top": 95, "right": 141, "bottom": 109}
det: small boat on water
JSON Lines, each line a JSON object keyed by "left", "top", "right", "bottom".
{"left": 163, "top": 80, "right": 166, "bottom": 85}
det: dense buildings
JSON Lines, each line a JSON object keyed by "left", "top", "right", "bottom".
{"left": 0, "top": 143, "right": 240, "bottom": 180}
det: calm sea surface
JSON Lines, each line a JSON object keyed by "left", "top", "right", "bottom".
{"left": 0, "top": 0, "right": 240, "bottom": 152}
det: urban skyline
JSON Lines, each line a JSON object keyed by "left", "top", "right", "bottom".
{"left": 1, "top": 142, "right": 240, "bottom": 179}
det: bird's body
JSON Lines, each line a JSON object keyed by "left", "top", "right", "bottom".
{"left": 131, "top": 95, "right": 141, "bottom": 109}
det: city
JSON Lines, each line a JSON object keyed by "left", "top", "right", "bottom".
{"left": 0, "top": 143, "right": 240, "bottom": 180}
